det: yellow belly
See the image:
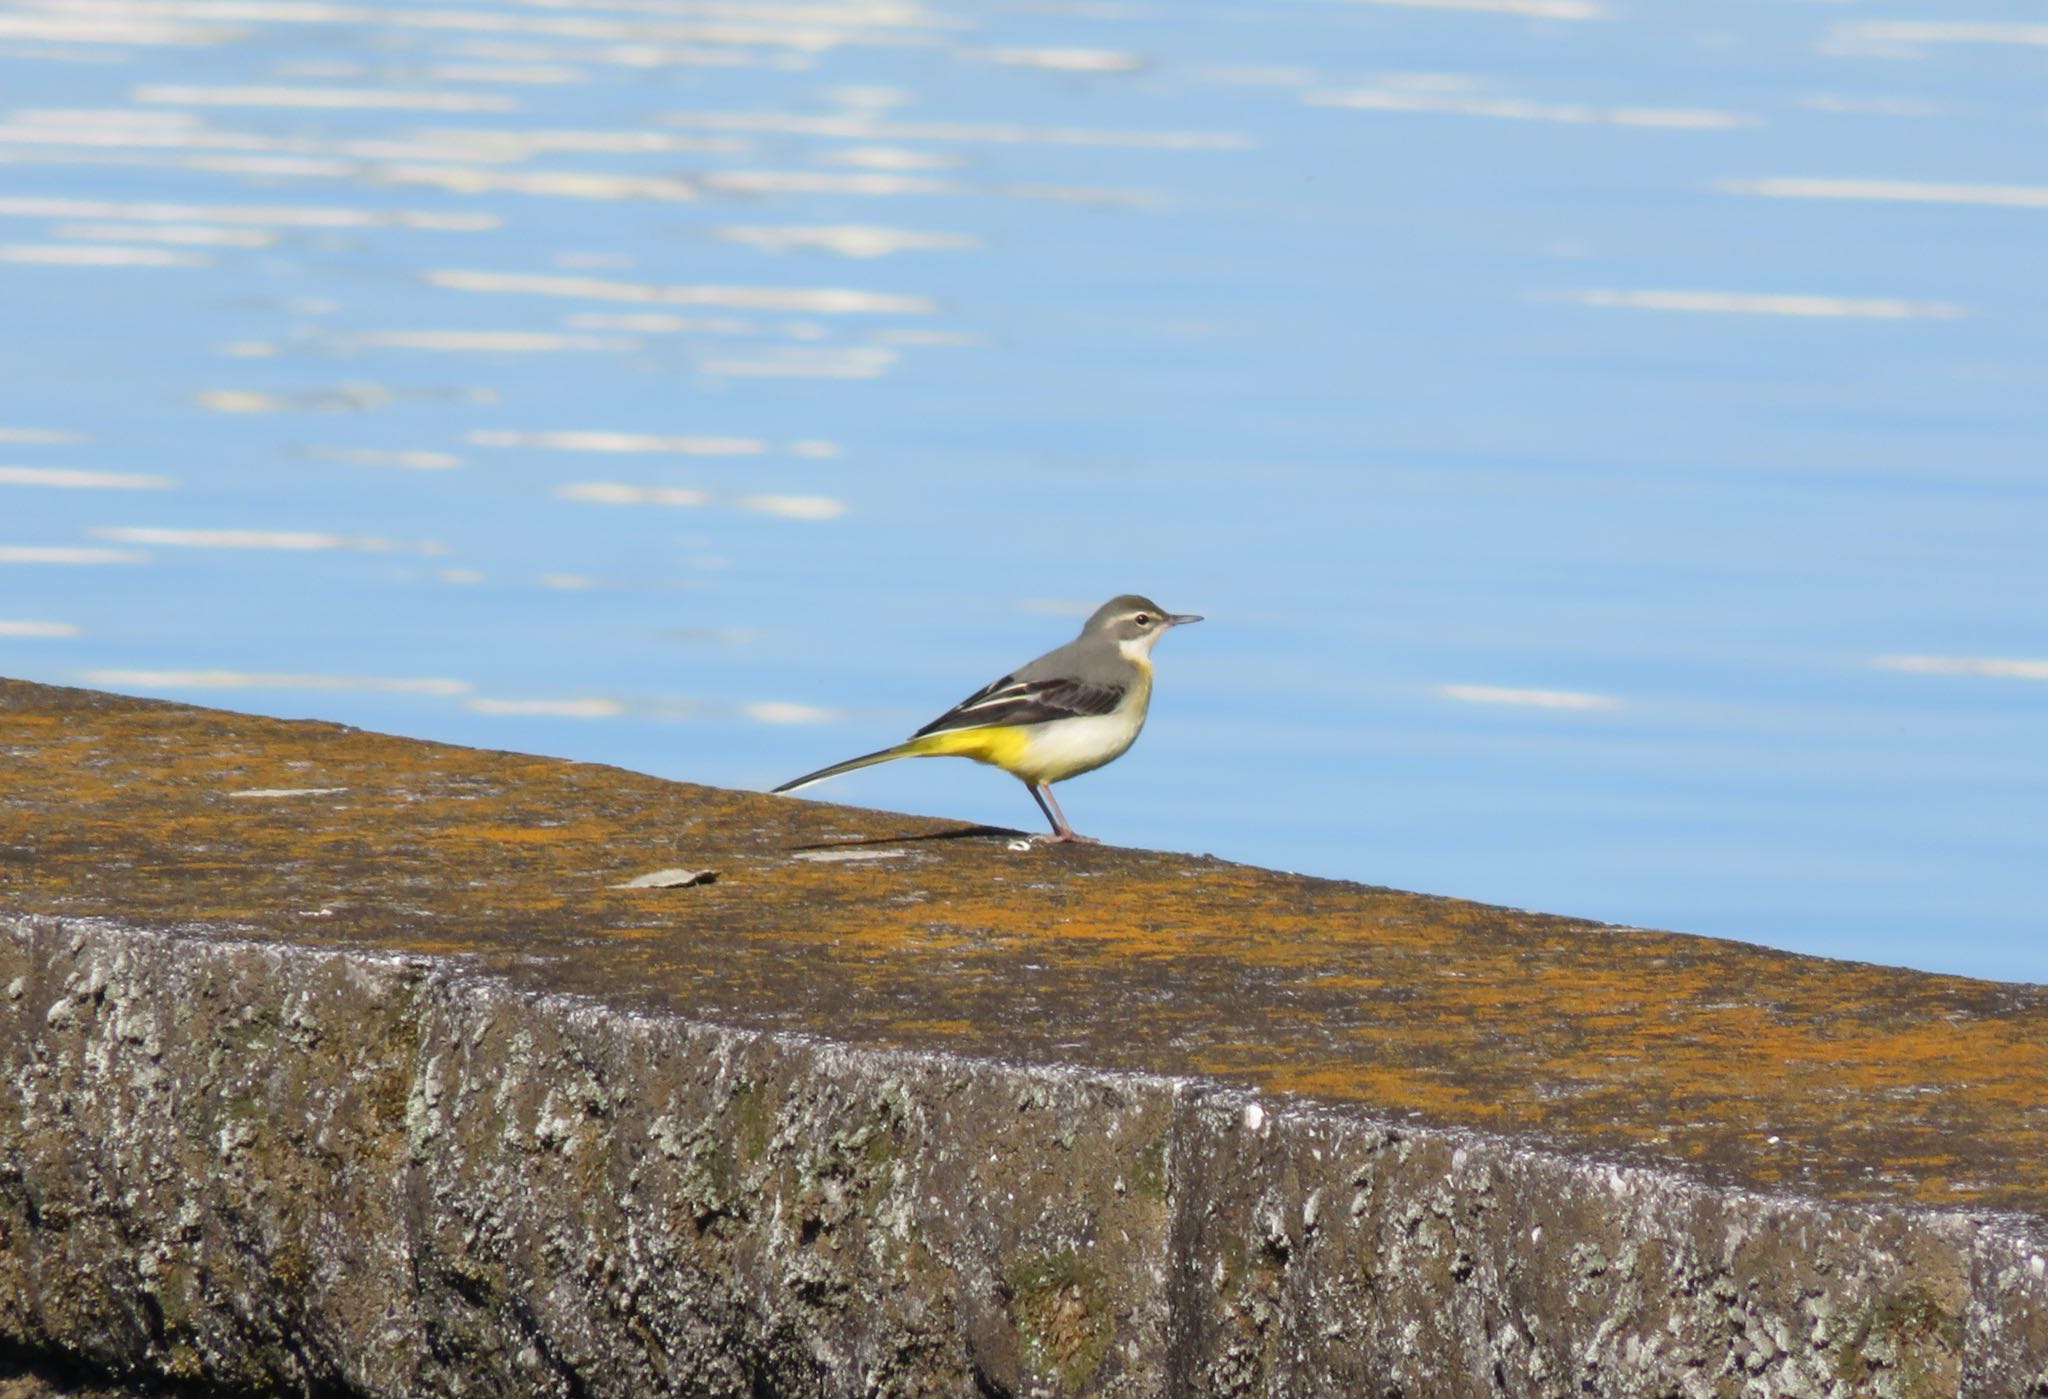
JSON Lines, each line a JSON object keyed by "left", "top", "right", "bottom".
{"left": 904, "top": 711, "right": 1142, "bottom": 785}
{"left": 905, "top": 725, "right": 1035, "bottom": 771}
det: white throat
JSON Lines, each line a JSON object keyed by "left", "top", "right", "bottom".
{"left": 1117, "top": 631, "right": 1165, "bottom": 665}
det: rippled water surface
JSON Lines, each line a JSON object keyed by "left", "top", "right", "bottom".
{"left": 2, "top": 0, "right": 2044, "bottom": 980}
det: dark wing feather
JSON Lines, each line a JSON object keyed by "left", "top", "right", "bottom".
{"left": 913, "top": 675, "right": 1125, "bottom": 737}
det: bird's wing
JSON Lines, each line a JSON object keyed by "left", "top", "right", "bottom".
{"left": 912, "top": 673, "right": 1126, "bottom": 737}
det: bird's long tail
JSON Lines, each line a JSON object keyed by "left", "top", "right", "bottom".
{"left": 773, "top": 726, "right": 1020, "bottom": 794}
{"left": 771, "top": 740, "right": 923, "bottom": 794}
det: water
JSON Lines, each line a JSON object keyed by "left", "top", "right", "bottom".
{"left": 1, "top": 0, "right": 2043, "bottom": 982}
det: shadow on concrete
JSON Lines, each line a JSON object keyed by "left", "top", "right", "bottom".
{"left": 787, "top": 824, "right": 1024, "bottom": 852}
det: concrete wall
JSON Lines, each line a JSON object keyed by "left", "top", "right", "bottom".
{"left": 7, "top": 916, "right": 2044, "bottom": 1398}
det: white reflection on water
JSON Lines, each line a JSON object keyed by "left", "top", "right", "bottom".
{"left": 552, "top": 483, "right": 846, "bottom": 519}
{"left": 427, "top": 269, "right": 936, "bottom": 314}
{"left": 716, "top": 224, "right": 976, "bottom": 257}
{"left": 0, "top": 466, "right": 172, "bottom": 488}
{"left": 0, "top": 546, "right": 150, "bottom": 564}
{"left": 53, "top": 220, "right": 274, "bottom": 245}
{"left": 90, "top": 527, "right": 439, "bottom": 553}
{"left": 64, "top": 0, "right": 934, "bottom": 30}
{"left": 1874, "top": 657, "right": 2048, "bottom": 683}
{"left": 0, "top": 1, "right": 918, "bottom": 55}
{"left": 1437, "top": 685, "right": 1623, "bottom": 711}
{"left": 0, "top": 242, "right": 206, "bottom": 264}
{"left": 410, "top": 128, "right": 749, "bottom": 156}
{"left": 472, "top": 429, "right": 766, "bottom": 454}
{"left": 741, "top": 701, "right": 840, "bottom": 724}
{"left": 822, "top": 145, "right": 958, "bottom": 170}
{"left": 1799, "top": 96, "right": 1942, "bottom": 119}
{"left": 132, "top": 84, "right": 520, "bottom": 111}
{"left": 341, "top": 330, "right": 636, "bottom": 352}
{"left": 698, "top": 170, "right": 951, "bottom": 196}
{"left": 306, "top": 446, "right": 463, "bottom": 470}
{"left": 1355, "top": 0, "right": 1598, "bottom": 17}
{"left": 199, "top": 390, "right": 302, "bottom": 413}
{"left": 420, "top": 63, "right": 587, "bottom": 85}
{"left": 1310, "top": 86, "right": 1753, "bottom": 130}
{"left": 197, "top": 386, "right": 442, "bottom": 413}
{"left": 699, "top": 346, "right": 896, "bottom": 378}
{"left": 1828, "top": 21, "right": 2048, "bottom": 51}
{"left": 0, "top": 13, "right": 226, "bottom": 43}
{"left": 555, "top": 482, "right": 710, "bottom": 507}
{"left": 467, "top": 695, "right": 624, "bottom": 717}
{"left": 0, "top": 194, "right": 498, "bottom": 229}
{"left": 1558, "top": 290, "right": 1964, "bottom": 321}
{"left": 563, "top": 312, "right": 751, "bottom": 334}
{"left": 976, "top": 47, "right": 1142, "bottom": 74}
{"left": 434, "top": 39, "right": 803, "bottom": 71}
{"left": 81, "top": 668, "right": 471, "bottom": 693}
{"left": 1721, "top": 177, "right": 2048, "bottom": 210}
{"left": 0, "top": 113, "right": 570, "bottom": 166}
{"left": 665, "top": 110, "right": 1251, "bottom": 150}
{"left": 734, "top": 494, "right": 845, "bottom": 520}
{"left": 461, "top": 693, "right": 844, "bottom": 723}
{"left": 377, "top": 165, "right": 698, "bottom": 200}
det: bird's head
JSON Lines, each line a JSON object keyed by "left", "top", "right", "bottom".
{"left": 1085, "top": 594, "right": 1203, "bottom": 657}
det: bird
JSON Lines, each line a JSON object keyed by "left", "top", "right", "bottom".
{"left": 772, "top": 594, "right": 1202, "bottom": 842}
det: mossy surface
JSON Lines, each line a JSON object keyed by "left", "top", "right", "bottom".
{"left": 1, "top": 678, "right": 2045, "bottom": 1397}
{"left": 1010, "top": 1252, "right": 1113, "bottom": 1391}
{"left": 2, "top": 678, "right": 2044, "bottom": 1215}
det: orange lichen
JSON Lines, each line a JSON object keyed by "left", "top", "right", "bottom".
{"left": 3, "top": 677, "right": 2046, "bottom": 1214}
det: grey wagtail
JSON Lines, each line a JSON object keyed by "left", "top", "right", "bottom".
{"left": 773, "top": 594, "right": 1202, "bottom": 842}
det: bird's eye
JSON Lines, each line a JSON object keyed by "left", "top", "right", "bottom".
{"left": 1133, "top": 613, "right": 1152, "bottom": 627}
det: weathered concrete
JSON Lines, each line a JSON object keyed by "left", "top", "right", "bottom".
{"left": 0, "top": 676, "right": 2044, "bottom": 1397}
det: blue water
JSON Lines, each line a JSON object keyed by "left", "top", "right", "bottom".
{"left": 2, "top": 0, "right": 2043, "bottom": 981}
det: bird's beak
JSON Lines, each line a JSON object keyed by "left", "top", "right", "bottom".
{"left": 1166, "top": 612, "right": 1203, "bottom": 626}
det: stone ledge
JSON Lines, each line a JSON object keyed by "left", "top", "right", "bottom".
{"left": 1, "top": 677, "right": 2045, "bottom": 1397}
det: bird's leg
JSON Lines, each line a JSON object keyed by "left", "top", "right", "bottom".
{"left": 1027, "top": 782, "right": 1095, "bottom": 844}
{"left": 1027, "top": 782, "right": 1069, "bottom": 839}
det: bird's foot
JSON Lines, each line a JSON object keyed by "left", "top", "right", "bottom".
{"left": 1036, "top": 831, "right": 1099, "bottom": 846}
